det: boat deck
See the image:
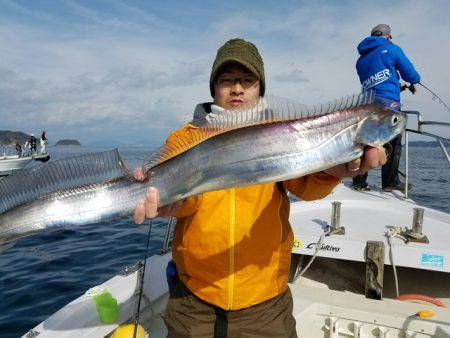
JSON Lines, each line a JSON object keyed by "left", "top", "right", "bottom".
{"left": 292, "top": 278, "right": 450, "bottom": 337}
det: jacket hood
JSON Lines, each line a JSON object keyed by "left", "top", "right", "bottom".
{"left": 357, "top": 36, "right": 391, "bottom": 56}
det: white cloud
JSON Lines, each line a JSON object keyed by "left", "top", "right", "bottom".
{"left": 0, "top": 0, "right": 449, "bottom": 144}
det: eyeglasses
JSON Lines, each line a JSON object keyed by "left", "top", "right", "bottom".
{"left": 217, "top": 76, "right": 259, "bottom": 89}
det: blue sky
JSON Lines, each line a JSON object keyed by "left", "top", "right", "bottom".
{"left": 1, "top": 0, "right": 449, "bottom": 145}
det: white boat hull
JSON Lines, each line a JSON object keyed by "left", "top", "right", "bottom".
{"left": 0, "top": 153, "right": 50, "bottom": 176}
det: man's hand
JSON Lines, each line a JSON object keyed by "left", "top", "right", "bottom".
{"left": 133, "top": 167, "right": 182, "bottom": 224}
{"left": 401, "top": 83, "right": 417, "bottom": 94}
{"left": 323, "top": 146, "right": 387, "bottom": 179}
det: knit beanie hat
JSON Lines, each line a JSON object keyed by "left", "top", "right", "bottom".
{"left": 210, "top": 38, "right": 265, "bottom": 97}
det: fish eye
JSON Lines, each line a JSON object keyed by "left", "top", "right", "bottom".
{"left": 391, "top": 114, "right": 399, "bottom": 126}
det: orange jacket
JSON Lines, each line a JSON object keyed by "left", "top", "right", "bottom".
{"left": 168, "top": 123, "right": 341, "bottom": 310}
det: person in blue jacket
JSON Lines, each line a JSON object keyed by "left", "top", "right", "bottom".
{"left": 352, "top": 24, "right": 421, "bottom": 192}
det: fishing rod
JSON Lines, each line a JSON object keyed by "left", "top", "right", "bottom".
{"left": 418, "top": 82, "right": 450, "bottom": 113}
{"left": 133, "top": 219, "right": 153, "bottom": 338}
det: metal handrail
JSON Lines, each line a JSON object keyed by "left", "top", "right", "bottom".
{"left": 406, "top": 128, "right": 450, "bottom": 143}
{"left": 403, "top": 110, "right": 450, "bottom": 198}
{"left": 403, "top": 111, "right": 423, "bottom": 132}
{"left": 159, "top": 216, "right": 176, "bottom": 255}
{"left": 404, "top": 110, "right": 450, "bottom": 135}
{"left": 421, "top": 121, "right": 450, "bottom": 127}
{"left": 405, "top": 131, "right": 409, "bottom": 198}
{"left": 438, "top": 139, "right": 450, "bottom": 164}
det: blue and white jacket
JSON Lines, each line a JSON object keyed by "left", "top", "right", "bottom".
{"left": 356, "top": 36, "right": 420, "bottom": 103}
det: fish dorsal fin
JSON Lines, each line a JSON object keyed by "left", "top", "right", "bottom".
{"left": 0, "top": 149, "right": 128, "bottom": 214}
{"left": 143, "top": 91, "right": 376, "bottom": 170}
{"left": 0, "top": 241, "right": 16, "bottom": 253}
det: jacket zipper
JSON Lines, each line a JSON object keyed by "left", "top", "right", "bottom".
{"left": 278, "top": 190, "right": 284, "bottom": 291}
{"left": 228, "top": 188, "right": 236, "bottom": 310}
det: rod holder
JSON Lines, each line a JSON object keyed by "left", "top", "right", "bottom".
{"left": 412, "top": 208, "right": 424, "bottom": 235}
{"left": 331, "top": 202, "right": 341, "bottom": 230}
{"left": 330, "top": 201, "right": 345, "bottom": 235}
{"left": 405, "top": 207, "right": 428, "bottom": 243}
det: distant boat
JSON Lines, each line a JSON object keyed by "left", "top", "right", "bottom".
{"left": 0, "top": 151, "right": 50, "bottom": 176}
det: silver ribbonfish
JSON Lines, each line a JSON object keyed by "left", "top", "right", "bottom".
{"left": 0, "top": 92, "right": 406, "bottom": 252}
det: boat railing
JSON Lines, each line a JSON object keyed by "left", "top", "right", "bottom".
{"left": 1, "top": 145, "right": 22, "bottom": 158}
{"left": 1, "top": 146, "right": 11, "bottom": 158}
{"left": 159, "top": 216, "right": 175, "bottom": 255}
{"left": 0, "top": 146, "right": 18, "bottom": 159}
{"left": 403, "top": 110, "right": 450, "bottom": 198}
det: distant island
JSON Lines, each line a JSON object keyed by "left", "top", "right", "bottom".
{"left": 55, "top": 139, "right": 81, "bottom": 146}
{"left": 0, "top": 130, "right": 33, "bottom": 146}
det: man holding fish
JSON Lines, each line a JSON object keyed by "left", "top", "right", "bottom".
{"left": 134, "top": 38, "right": 388, "bottom": 337}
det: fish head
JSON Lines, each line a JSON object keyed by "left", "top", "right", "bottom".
{"left": 355, "top": 105, "right": 407, "bottom": 147}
